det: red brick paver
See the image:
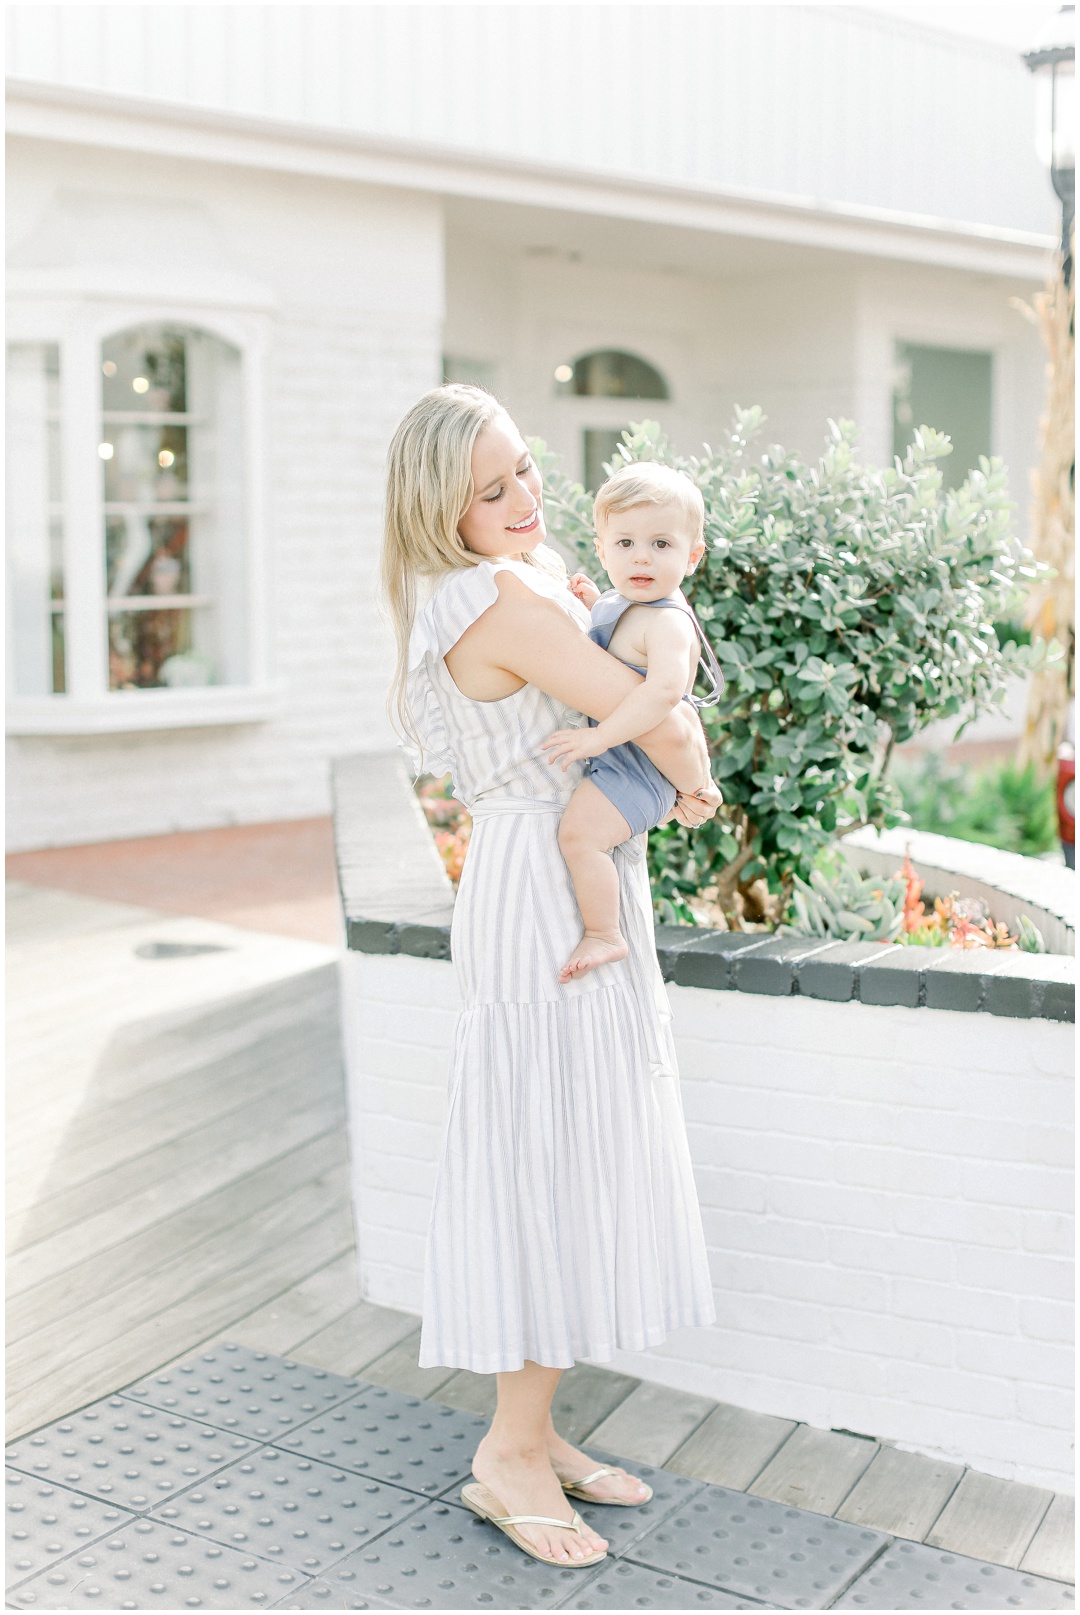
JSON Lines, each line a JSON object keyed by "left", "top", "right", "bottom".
{"left": 6, "top": 818, "right": 342, "bottom": 945}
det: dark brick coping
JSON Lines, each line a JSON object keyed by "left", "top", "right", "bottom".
{"left": 344, "top": 917, "right": 1074, "bottom": 1021}
{"left": 332, "top": 754, "right": 1074, "bottom": 1022}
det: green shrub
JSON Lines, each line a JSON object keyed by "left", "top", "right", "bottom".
{"left": 536, "top": 410, "right": 1053, "bottom": 923}
{"left": 891, "top": 753, "right": 1059, "bottom": 857}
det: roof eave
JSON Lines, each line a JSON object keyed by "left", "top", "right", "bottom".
{"left": 5, "top": 76, "right": 1057, "bottom": 280}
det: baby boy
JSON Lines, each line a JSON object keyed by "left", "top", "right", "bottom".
{"left": 543, "top": 461, "right": 724, "bottom": 983}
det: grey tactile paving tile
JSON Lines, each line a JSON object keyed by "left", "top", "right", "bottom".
{"left": 278, "top": 1387, "right": 487, "bottom": 1498}
{"left": 124, "top": 1343, "right": 364, "bottom": 1441}
{"left": 629, "top": 1485, "right": 888, "bottom": 1609}
{"left": 5, "top": 1470, "right": 137, "bottom": 1589}
{"left": 266, "top": 1499, "right": 597, "bottom": 1609}
{"left": 833, "top": 1538, "right": 1076, "bottom": 1609}
{"left": 4, "top": 1516, "right": 310, "bottom": 1608}
{"left": 151, "top": 1445, "right": 426, "bottom": 1575}
{"left": 269, "top": 1588, "right": 393, "bottom": 1610}
{"left": 5, "top": 1396, "right": 254, "bottom": 1513}
{"left": 555, "top": 1557, "right": 777, "bottom": 1608}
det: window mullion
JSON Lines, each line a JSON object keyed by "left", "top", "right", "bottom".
{"left": 61, "top": 334, "right": 107, "bottom": 699}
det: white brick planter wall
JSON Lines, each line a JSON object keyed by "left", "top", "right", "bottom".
{"left": 340, "top": 947, "right": 1073, "bottom": 1492}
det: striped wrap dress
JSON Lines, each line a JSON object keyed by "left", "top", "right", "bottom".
{"left": 405, "top": 556, "right": 716, "bottom": 1373}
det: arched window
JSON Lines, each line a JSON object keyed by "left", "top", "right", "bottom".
{"left": 100, "top": 324, "right": 244, "bottom": 691}
{"left": 555, "top": 350, "right": 669, "bottom": 400}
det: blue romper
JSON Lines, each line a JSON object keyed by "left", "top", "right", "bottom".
{"left": 587, "top": 589, "right": 725, "bottom": 837}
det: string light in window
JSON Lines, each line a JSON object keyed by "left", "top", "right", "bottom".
{"left": 102, "top": 360, "right": 117, "bottom": 376}
{"left": 98, "top": 443, "right": 114, "bottom": 460}
{"left": 554, "top": 364, "right": 573, "bottom": 383}
{"left": 158, "top": 450, "right": 175, "bottom": 468}
{"left": 132, "top": 377, "right": 150, "bottom": 393}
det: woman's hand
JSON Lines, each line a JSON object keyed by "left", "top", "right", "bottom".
{"left": 542, "top": 727, "right": 605, "bottom": 769}
{"left": 673, "top": 781, "right": 722, "bottom": 827}
{"left": 569, "top": 573, "right": 601, "bottom": 610}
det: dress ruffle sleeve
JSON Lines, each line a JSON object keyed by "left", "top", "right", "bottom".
{"left": 400, "top": 558, "right": 585, "bottom": 777}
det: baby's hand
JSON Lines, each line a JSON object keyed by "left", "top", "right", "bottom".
{"left": 542, "top": 727, "right": 605, "bottom": 770}
{"left": 569, "top": 573, "right": 601, "bottom": 609}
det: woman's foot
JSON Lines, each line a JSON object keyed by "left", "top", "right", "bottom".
{"left": 471, "top": 1432, "right": 609, "bottom": 1562}
{"left": 545, "top": 1427, "right": 652, "bottom": 1505}
{"left": 558, "top": 929, "right": 628, "bottom": 984}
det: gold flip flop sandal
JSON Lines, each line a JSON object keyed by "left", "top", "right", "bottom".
{"left": 459, "top": 1482, "right": 607, "bottom": 1567}
{"left": 560, "top": 1464, "right": 654, "bottom": 1506}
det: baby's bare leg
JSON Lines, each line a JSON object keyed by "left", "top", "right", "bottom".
{"left": 557, "top": 780, "right": 633, "bottom": 983}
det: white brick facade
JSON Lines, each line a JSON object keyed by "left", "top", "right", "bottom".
{"left": 340, "top": 951, "right": 1074, "bottom": 1491}
{"left": 6, "top": 142, "right": 442, "bottom": 849}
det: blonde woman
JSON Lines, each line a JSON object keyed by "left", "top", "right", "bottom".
{"left": 382, "top": 385, "right": 718, "bottom": 1569}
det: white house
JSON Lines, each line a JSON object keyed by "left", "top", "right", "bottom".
{"left": 5, "top": 4, "right": 1059, "bottom": 850}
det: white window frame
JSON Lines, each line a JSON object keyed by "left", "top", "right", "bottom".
{"left": 6, "top": 297, "right": 277, "bottom": 734}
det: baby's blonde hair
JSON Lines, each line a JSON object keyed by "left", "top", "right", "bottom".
{"left": 381, "top": 383, "right": 563, "bottom": 748}
{"left": 594, "top": 461, "right": 705, "bottom": 546}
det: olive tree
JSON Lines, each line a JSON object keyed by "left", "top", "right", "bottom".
{"left": 536, "top": 410, "right": 1051, "bottom": 924}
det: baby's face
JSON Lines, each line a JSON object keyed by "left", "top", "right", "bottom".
{"left": 595, "top": 501, "right": 705, "bottom": 602}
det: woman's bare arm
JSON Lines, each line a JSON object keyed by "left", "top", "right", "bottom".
{"left": 444, "top": 574, "right": 713, "bottom": 797}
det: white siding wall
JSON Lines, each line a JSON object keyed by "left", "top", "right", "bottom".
{"left": 5, "top": 136, "right": 443, "bottom": 849}
{"left": 444, "top": 224, "right": 1047, "bottom": 515}
{"left": 341, "top": 950, "right": 1074, "bottom": 1492}
{"left": 6, "top": 4, "right": 1058, "bottom": 239}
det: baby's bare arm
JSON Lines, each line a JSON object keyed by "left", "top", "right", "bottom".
{"left": 543, "top": 610, "right": 697, "bottom": 767}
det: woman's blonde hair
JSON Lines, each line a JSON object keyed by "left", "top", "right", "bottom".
{"left": 381, "top": 383, "right": 562, "bottom": 747}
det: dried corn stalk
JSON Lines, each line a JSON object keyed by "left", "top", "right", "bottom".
{"left": 1014, "top": 251, "right": 1075, "bottom": 773}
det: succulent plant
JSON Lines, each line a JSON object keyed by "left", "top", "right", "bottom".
{"left": 1016, "top": 914, "right": 1047, "bottom": 953}
{"left": 783, "top": 861, "right": 906, "bottom": 943}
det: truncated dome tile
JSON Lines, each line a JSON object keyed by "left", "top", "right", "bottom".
{"left": 6, "top": 1469, "right": 137, "bottom": 1588}
{"left": 281, "top": 1500, "right": 592, "bottom": 1609}
{"left": 277, "top": 1387, "right": 487, "bottom": 1497}
{"left": 5, "top": 1397, "right": 254, "bottom": 1513}
{"left": 123, "top": 1344, "right": 363, "bottom": 1441}
{"left": 270, "top": 1587, "right": 394, "bottom": 1609}
{"left": 5, "top": 1517, "right": 309, "bottom": 1609}
{"left": 629, "top": 1485, "right": 888, "bottom": 1608}
{"left": 556, "top": 1556, "right": 779, "bottom": 1609}
{"left": 151, "top": 1445, "right": 425, "bottom": 1575}
{"left": 833, "top": 1538, "right": 1075, "bottom": 1609}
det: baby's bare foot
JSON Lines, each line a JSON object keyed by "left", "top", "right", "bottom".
{"left": 558, "top": 931, "right": 629, "bottom": 984}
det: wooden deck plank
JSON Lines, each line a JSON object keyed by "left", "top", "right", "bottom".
{"left": 435, "top": 1371, "right": 498, "bottom": 1418}
{"left": 6, "top": 1204, "right": 355, "bottom": 1440}
{"left": 196, "top": 1251, "right": 361, "bottom": 1357}
{"left": 7, "top": 1082, "right": 345, "bottom": 1252}
{"left": 7, "top": 1130, "right": 348, "bottom": 1343}
{"left": 834, "top": 1444, "right": 964, "bottom": 1540}
{"left": 667, "top": 1401, "right": 797, "bottom": 1491}
{"left": 6, "top": 1008, "right": 338, "bottom": 1164}
{"left": 8, "top": 1167, "right": 352, "bottom": 1396}
{"left": 748, "top": 1424, "right": 879, "bottom": 1515}
{"left": 6, "top": 966, "right": 340, "bottom": 1141}
{"left": 585, "top": 1381, "right": 716, "bottom": 1468}
{"left": 7, "top": 1024, "right": 339, "bottom": 1211}
{"left": 359, "top": 1328, "right": 458, "bottom": 1399}
{"left": 290, "top": 1303, "right": 420, "bottom": 1380}
{"left": 926, "top": 1471, "right": 1054, "bottom": 1568}
{"left": 1019, "top": 1493, "right": 1075, "bottom": 1583}
{"left": 7, "top": 1108, "right": 346, "bottom": 1297}
{"left": 550, "top": 1366, "right": 639, "bottom": 1446}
